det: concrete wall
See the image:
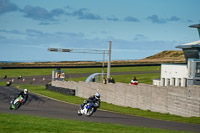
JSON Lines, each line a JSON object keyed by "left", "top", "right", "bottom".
{"left": 46, "top": 84, "right": 75, "bottom": 96}
{"left": 52, "top": 80, "right": 200, "bottom": 117}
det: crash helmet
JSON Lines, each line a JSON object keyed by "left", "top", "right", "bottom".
{"left": 24, "top": 89, "right": 28, "bottom": 94}
{"left": 95, "top": 92, "right": 100, "bottom": 99}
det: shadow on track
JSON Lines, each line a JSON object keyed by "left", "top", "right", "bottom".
{"left": 0, "top": 86, "right": 45, "bottom": 105}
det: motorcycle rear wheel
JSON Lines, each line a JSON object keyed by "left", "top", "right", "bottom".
{"left": 87, "top": 107, "right": 94, "bottom": 117}
{"left": 14, "top": 101, "right": 21, "bottom": 110}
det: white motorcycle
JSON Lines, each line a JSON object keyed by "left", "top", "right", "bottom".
{"left": 77, "top": 101, "right": 98, "bottom": 117}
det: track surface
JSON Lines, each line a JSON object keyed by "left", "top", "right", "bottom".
{"left": 0, "top": 86, "right": 200, "bottom": 132}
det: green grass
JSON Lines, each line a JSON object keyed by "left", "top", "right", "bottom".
{"left": 0, "top": 68, "right": 102, "bottom": 78}
{"left": 0, "top": 66, "right": 160, "bottom": 78}
{"left": 0, "top": 66, "right": 160, "bottom": 85}
{"left": 15, "top": 84, "right": 200, "bottom": 125}
{"left": 67, "top": 73, "right": 160, "bottom": 84}
{"left": 108, "top": 73, "right": 160, "bottom": 84}
{"left": 16, "top": 84, "right": 85, "bottom": 104}
{"left": 0, "top": 81, "right": 6, "bottom": 86}
{"left": 110, "top": 66, "right": 160, "bottom": 72}
{"left": 0, "top": 113, "right": 194, "bottom": 133}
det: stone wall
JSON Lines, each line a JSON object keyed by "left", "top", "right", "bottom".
{"left": 52, "top": 80, "right": 200, "bottom": 117}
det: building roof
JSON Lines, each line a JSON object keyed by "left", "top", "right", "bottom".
{"left": 176, "top": 40, "right": 200, "bottom": 48}
{"left": 189, "top": 24, "right": 200, "bottom": 28}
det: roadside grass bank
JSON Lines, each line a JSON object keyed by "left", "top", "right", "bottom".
{"left": 0, "top": 81, "right": 6, "bottom": 86}
{"left": 0, "top": 113, "right": 194, "bottom": 133}
{"left": 14, "top": 84, "right": 200, "bottom": 125}
{"left": 69, "top": 73, "right": 160, "bottom": 84}
{"left": 0, "top": 66, "right": 160, "bottom": 78}
{"left": 0, "top": 66, "right": 160, "bottom": 85}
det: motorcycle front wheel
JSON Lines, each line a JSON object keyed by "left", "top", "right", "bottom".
{"left": 9, "top": 104, "right": 13, "bottom": 110}
{"left": 9, "top": 100, "right": 14, "bottom": 110}
{"left": 77, "top": 109, "right": 82, "bottom": 116}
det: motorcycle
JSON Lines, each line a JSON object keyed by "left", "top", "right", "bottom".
{"left": 10, "top": 95, "right": 24, "bottom": 110}
{"left": 77, "top": 101, "right": 98, "bottom": 117}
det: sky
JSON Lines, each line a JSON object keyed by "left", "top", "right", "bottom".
{"left": 0, "top": 0, "right": 200, "bottom": 62}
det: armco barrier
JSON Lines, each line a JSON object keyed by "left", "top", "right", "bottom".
{"left": 52, "top": 80, "right": 200, "bottom": 117}
{"left": 46, "top": 84, "right": 75, "bottom": 96}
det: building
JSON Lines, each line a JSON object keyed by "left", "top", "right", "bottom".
{"left": 153, "top": 24, "right": 200, "bottom": 87}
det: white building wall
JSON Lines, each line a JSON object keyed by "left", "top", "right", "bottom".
{"left": 160, "top": 64, "right": 188, "bottom": 87}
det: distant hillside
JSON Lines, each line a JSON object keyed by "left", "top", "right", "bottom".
{"left": 0, "top": 50, "right": 186, "bottom": 68}
{"left": 138, "top": 50, "right": 185, "bottom": 63}
{"left": 138, "top": 50, "right": 185, "bottom": 64}
{"left": 112, "top": 50, "right": 186, "bottom": 65}
{"left": 144, "top": 50, "right": 185, "bottom": 60}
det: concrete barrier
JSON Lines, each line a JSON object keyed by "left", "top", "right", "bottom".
{"left": 46, "top": 84, "right": 75, "bottom": 96}
{"left": 52, "top": 80, "right": 200, "bottom": 117}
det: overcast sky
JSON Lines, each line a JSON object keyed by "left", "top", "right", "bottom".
{"left": 0, "top": 0, "right": 200, "bottom": 62}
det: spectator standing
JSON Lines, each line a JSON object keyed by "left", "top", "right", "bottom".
{"left": 92, "top": 77, "right": 95, "bottom": 82}
{"left": 131, "top": 77, "right": 138, "bottom": 85}
{"left": 3, "top": 75, "right": 7, "bottom": 79}
{"left": 18, "top": 75, "right": 22, "bottom": 79}
{"left": 109, "top": 77, "right": 115, "bottom": 83}
{"left": 103, "top": 78, "right": 107, "bottom": 84}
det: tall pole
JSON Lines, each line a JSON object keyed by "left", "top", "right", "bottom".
{"left": 102, "top": 50, "right": 105, "bottom": 82}
{"left": 107, "top": 41, "right": 112, "bottom": 79}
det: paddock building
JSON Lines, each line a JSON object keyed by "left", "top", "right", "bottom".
{"left": 153, "top": 24, "right": 200, "bottom": 87}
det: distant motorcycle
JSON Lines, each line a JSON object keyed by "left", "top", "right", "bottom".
{"left": 77, "top": 101, "right": 98, "bottom": 117}
{"left": 10, "top": 95, "right": 24, "bottom": 110}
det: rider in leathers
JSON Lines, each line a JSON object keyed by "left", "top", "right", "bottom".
{"left": 81, "top": 93, "right": 101, "bottom": 110}
{"left": 17, "top": 89, "right": 29, "bottom": 105}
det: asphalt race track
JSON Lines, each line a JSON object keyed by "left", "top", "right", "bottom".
{"left": 0, "top": 86, "right": 200, "bottom": 132}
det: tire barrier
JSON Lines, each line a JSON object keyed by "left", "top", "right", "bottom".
{"left": 46, "top": 84, "right": 75, "bottom": 96}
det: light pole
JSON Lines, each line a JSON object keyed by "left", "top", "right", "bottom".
{"left": 48, "top": 41, "right": 112, "bottom": 80}
{"left": 107, "top": 41, "right": 112, "bottom": 79}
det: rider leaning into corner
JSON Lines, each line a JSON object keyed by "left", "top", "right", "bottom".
{"left": 81, "top": 92, "right": 101, "bottom": 109}
{"left": 17, "top": 89, "right": 29, "bottom": 105}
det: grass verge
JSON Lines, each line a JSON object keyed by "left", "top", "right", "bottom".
{"left": 0, "top": 113, "right": 194, "bottom": 133}
{"left": 66, "top": 73, "right": 160, "bottom": 84}
{"left": 0, "top": 66, "right": 160, "bottom": 78}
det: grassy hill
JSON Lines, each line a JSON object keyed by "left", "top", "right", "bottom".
{"left": 0, "top": 50, "right": 186, "bottom": 67}
{"left": 140, "top": 50, "right": 185, "bottom": 63}
{"left": 144, "top": 50, "right": 185, "bottom": 60}
{"left": 112, "top": 50, "right": 185, "bottom": 65}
